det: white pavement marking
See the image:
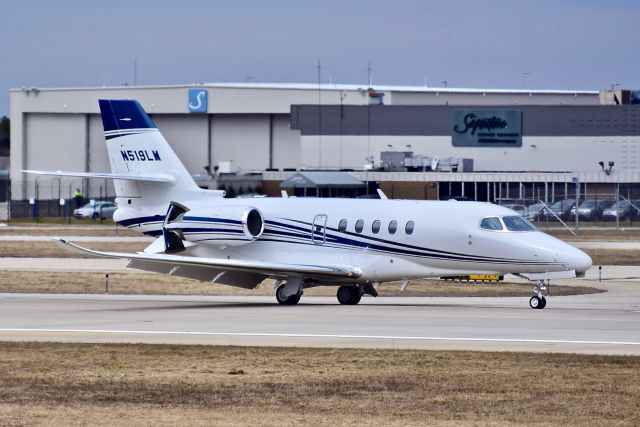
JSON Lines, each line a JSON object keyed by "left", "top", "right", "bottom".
{"left": 2, "top": 328, "right": 640, "bottom": 347}
{"left": 1, "top": 258, "right": 131, "bottom": 272}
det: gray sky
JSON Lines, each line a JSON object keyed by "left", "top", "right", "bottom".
{"left": 1, "top": 0, "right": 639, "bottom": 116}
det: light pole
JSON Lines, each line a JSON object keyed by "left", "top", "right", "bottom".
{"left": 522, "top": 72, "right": 530, "bottom": 89}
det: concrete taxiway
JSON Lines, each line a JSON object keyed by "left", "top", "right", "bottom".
{"left": 1, "top": 276, "right": 639, "bottom": 355}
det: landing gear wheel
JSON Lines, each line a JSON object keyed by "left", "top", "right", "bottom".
{"left": 337, "top": 286, "right": 362, "bottom": 305}
{"left": 276, "top": 284, "right": 301, "bottom": 305}
{"left": 539, "top": 296, "right": 547, "bottom": 309}
{"left": 529, "top": 296, "right": 541, "bottom": 309}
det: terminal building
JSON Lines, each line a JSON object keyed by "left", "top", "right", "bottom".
{"left": 8, "top": 83, "right": 640, "bottom": 213}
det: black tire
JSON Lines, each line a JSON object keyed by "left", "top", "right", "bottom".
{"left": 349, "top": 291, "right": 362, "bottom": 305}
{"left": 276, "top": 284, "right": 300, "bottom": 305}
{"left": 337, "top": 286, "right": 362, "bottom": 305}
{"left": 539, "top": 296, "right": 547, "bottom": 309}
{"left": 529, "top": 296, "right": 542, "bottom": 309}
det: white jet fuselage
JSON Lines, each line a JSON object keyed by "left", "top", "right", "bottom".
{"left": 115, "top": 196, "right": 592, "bottom": 284}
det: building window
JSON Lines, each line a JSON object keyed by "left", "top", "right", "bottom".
{"left": 388, "top": 220, "right": 397, "bottom": 234}
{"left": 405, "top": 221, "right": 414, "bottom": 235}
{"left": 371, "top": 220, "right": 381, "bottom": 234}
{"left": 338, "top": 219, "right": 347, "bottom": 232}
{"left": 355, "top": 219, "right": 364, "bottom": 233}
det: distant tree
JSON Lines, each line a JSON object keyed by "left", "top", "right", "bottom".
{"left": 0, "top": 116, "right": 9, "bottom": 156}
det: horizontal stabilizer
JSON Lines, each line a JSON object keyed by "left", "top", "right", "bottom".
{"left": 22, "top": 170, "right": 176, "bottom": 184}
{"left": 55, "top": 239, "right": 362, "bottom": 280}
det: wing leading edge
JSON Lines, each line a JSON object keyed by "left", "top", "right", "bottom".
{"left": 22, "top": 170, "right": 176, "bottom": 184}
{"left": 55, "top": 239, "right": 362, "bottom": 287}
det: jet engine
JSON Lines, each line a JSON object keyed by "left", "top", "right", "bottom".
{"left": 163, "top": 202, "right": 265, "bottom": 249}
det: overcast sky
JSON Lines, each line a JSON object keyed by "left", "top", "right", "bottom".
{"left": 1, "top": 0, "right": 639, "bottom": 116}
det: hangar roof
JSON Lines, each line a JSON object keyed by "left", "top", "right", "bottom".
{"left": 280, "top": 172, "right": 366, "bottom": 189}
{"left": 10, "top": 82, "right": 597, "bottom": 95}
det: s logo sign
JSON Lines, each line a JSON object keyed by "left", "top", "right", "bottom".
{"left": 188, "top": 89, "right": 208, "bottom": 113}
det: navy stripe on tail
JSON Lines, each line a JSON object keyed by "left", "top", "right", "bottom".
{"left": 99, "top": 99, "right": 157, "bottom": 135}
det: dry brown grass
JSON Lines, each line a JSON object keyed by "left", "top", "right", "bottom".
{"left": 0, "top": 226, "right": 139, "bottom": 237}
{"left": 583, "top": 249, "right": 640, "bottom": 266}
{"left": 546, "top": 228, "right": 640, "bottom": 241}
{"left": 0, "top": 342, "right": 638, "bottom": 426}
{"left": 0, "top": 270, "right": 603, "bottom": 297}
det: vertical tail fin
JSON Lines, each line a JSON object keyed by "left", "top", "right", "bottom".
{"left": 98, "top": 99, "right": 202, "bottom": 206}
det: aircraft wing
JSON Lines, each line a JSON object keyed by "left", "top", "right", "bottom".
{"left": 56, "top": 239, "right": 362, "bottom": 288}
{"left": 22, "top": 169, "right": 176, "bottom": 184}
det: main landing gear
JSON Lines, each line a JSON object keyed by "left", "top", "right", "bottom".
{"left": 275, "top": 281, "right": 378, "bottom": 306}
{"left": 529, "top": 280, "right": 549, "bottom": 310}
{"left": 336, "top": 284, "right": 377, "bottom": 305}
{"left": 275, "top": 279, "right": 303, "bottom": 305}
{"left": 337, "top": 286, "right": 362, "bottom": 305}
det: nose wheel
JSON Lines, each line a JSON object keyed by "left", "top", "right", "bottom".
{"left": 530, "top": 280, "right": 550, "bottom": 309}
{"left": 529, "top": 295, "right": 547, "bottom": 309}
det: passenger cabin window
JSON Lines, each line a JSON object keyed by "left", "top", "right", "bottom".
{"left": 338, "top": 219, "right": 347, "bottom": 232}
{"left": 371, "top": 220, "right": 381, "bottom": 234}
{"left": 355, "top": 219, "right": 364, "bottom": 233}
{"left": 502, "top": 216, "right": 537, "bottom": 232}
{"left": 388, "top": 220, "right": 398, "bottom": 234}
{"left": 480, "top": 217, "right": 503, "bottom": 231}
{"left": 405, "top": 221, "right": 414, "bottom": 235}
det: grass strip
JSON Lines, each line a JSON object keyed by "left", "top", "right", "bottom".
{"left": 0, "top": 342, "right": 638, "bottom": 426}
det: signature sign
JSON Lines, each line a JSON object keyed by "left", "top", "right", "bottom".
{"left": 452, "top": 110, "right": 522, "bottom": 147}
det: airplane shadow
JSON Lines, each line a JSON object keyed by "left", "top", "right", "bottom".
{"left": 101, "top": 301, "right": 515, "bottom": 312}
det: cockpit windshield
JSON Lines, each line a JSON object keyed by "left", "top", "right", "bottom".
{"left": 502, "top": 215, "right": 537, "bottom": 231}
{"left": 480, "top": 215, "right": 537, "bottom": 232}
{"left": 480, "top": 217, "right": 503, "bottom": 231}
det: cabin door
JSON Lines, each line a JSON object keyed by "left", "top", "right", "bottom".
{"left": 312, "top": 214, "right": 327, "bottom": 244}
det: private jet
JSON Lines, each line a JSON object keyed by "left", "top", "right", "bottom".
{"left": 24, "top": 99, "right": 592, "bottom": 309}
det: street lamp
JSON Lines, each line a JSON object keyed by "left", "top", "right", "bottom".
{"left": 522, "top": 72, "right": 530, "bottom": 89}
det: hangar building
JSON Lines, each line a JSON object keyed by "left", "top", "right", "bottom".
{"left": 8, "top": 83, "right": 639, "bottom": 208}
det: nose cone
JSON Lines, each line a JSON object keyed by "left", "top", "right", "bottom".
{"left": 527, "top": 233, "right": 592, "bottom": 275}
{"left": 565, "top": 246, "right": 593, "bottom": 276}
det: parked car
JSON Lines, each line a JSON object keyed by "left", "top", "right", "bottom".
{"left": 525, "top": 202, "right": 546, "bottom": 221}
{"left": 601, "top": 200, "right": 640, "bottom": 221}
{"left": 501, "top": 203, "right": 527, "bottom": 216}
{"left": 569, "top": 200, "right": 614, "bottom": 221}
{"left": 542, "top": 199, "right": 575, "bottom": 220}
{"left": 73, "top": 201, "right": 117, "bottom": 220}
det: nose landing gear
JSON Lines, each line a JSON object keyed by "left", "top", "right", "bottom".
{"left": 529, "top": 280, "right": 550, "bottom": 309}
{"left": 529, "top": 295, "right": 546, "bottom": 309}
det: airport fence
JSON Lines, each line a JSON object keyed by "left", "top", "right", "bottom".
{"left": 3, "top": 176, "right": 640, "bottom": 233}
{"left": 2, "top": 178, "right": 116, "bottom": 222}
{"left": 495, "top": 188, "right": 640, "bottom": 233}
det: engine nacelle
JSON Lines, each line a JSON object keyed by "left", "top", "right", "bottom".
{"left": 165, "top": 205, "right": 265, "bottom": 247}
